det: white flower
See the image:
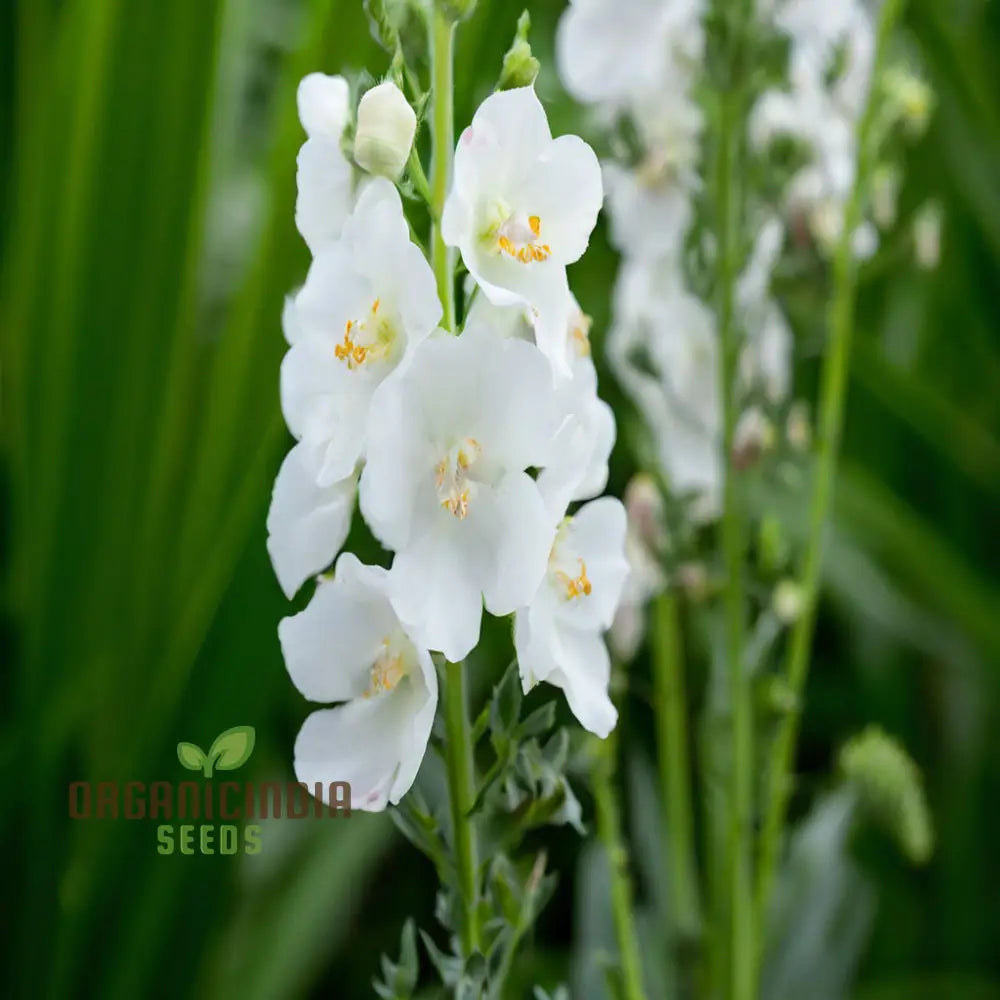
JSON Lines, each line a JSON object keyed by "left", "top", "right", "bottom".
{"left": 354, "top": 81, "right": 417, "bottom": 181}
{"left": 603, "top": 160, "right": 693, "bottom": 263}
{"left": 514, "top": 498, "right": 629, "bottom": 738}
{"left": 281, "top": 553, "right": 437, "bottom": 812}
{"left": 608, "top": 260, "right": 723, "bottom": 519}
{"left": 441, "top": 86, "right": 602, "bottom": 377}
{"left": 296, "top": 73, "right": 354, "bottom": 254}
{"left": 360, "top": 330, "right": 559, "bottom": 662}
{"left": 556, "top": 0, "right": 705, "bottom": 107}
{"left": 266, "top": 441, "right": 356, "bottom": 599}
{"left": 281, "top": 178, "right": 441, "bottom": 486}
{"left": 737, "top": 217, "right": 793, "bottom": 403}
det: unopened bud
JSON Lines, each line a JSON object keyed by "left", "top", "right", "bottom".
{"left": 354, "top": 81, "right": 416, "bottom": 181}
{"left": 772, "top": 578, "right": 805, "bottom": 624}
{"left": 498, "top": 11, "right": 540, "bottom": 91}
{"left": 884, "top": 67, "right": 934, "bottom": 137}
{"left": 913, "top": 201, "right": 942, "bottom": 271}
{"left": 871, "top": 164, "right": 901, "bottom": 230}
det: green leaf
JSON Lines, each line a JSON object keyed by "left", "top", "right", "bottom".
{"left": 176, "top": 742, "right": 207, "bottom": 772}
{"left": 489, "top": 661, "right": 522, "bottom": 743}
{"left": 208, "top": 725, "right": 256, "bottom": 772}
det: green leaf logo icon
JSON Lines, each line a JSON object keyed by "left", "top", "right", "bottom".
{"left": 176, "top": 725, "right": 256, "bottom": 778}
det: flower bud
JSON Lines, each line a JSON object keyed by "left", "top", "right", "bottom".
{"left": 913, "top": 201, "right": 942, "bottom": 271}
{"left": 772, "top": 578, "right": 804, "bottom": 624}
{"left": 498, "top": 12, "right": 540, "bottom": 91}
{"left": 354, "top": 81, "right": 416, "bottom": 181}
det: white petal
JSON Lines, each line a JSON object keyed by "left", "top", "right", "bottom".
{"left": 518, "top": 135, "right": 603, "bottom": 265}
{"left": 451, "top": 86, "right": 552, "bottom": 201}
{"left": 296, "top": 137, "right": 353, "bottom": 253}
{"left": 279, "top": 338, "right": 368, "bottom": 486}
{"left": 515, "top": 606, "right": 617, "bottom": 738}
{"left": 278, "top": 554, "right": 396, "bottom": 702}
{"left": 472, "top": 336, "right": 561, "bottom": 470}
{"left": 359, "top": 370, "right": 435, "bottom": 551}
{"left": 297, "top": 73, "right": 350, "bottom": 139}
{"left": 388, "top": 519, "right": 484, "bottom": 662}
{"left": 266, "top": 443, "right": 355, "bottom": 598}
{"left": 556, "top": 497, "right": 630, "bottom": 631}
{"left": 294, "top": 688, "right": 419, "bottom": 812}
{"left": 478, "top": 472, "right": 555, "bottom": 616}
{"left": 388, "top": 648, "right": 438, "bottom": 801}
{"left": 550, "top": 627, "right": 617, "bottom": 738}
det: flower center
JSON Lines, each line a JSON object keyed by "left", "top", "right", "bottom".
{"left": 497, "top": 212, "right": 551, "bottom": 263}
{"left": 435, "top": 438, "right": 481, "bottom": 519}
{"left": 334, "top": 297, "right": 396, "bottom": 369}
{"left": 549, "top": 520, "right": 593, "bottom": 601}
{"left": 556, "top": 558, "right": 592, "bottom": 600}
{"left": 365, "top": 635, "right": 409, "bottom": 697}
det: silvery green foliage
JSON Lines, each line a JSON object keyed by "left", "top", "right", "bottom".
{"left": 382, "top": 663, "right": 577, "bottom": 998}
{"left": 761, "top": 790, "right": 876, "bottom": 1000}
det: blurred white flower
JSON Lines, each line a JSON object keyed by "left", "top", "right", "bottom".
{"left": 360, "top": 331, "right": 559, "bottom": 662}
{"left": 441, "top": 86, "right": 602, "bottom": 376}
{"left": 608, "top": 260, "right": 723, "bottom": 519}
{"left": 295, "top": 73, "right": 354, "bottom": 253}
{"left": 556, "top": 0, "right": 704, "bottom": 107}
{"left": 266, "top": 442, "right": 356, "bottom": 599}
{"left": 281, "top": 553, "right": 437, "bottom": 811}
{"left": 354, "top": 81, "right": 417, "bottom": 181}
{"left": 609, "top": 474, "right": 667, "bottom": 662}
{"left": 281, "top": 179, "right": 441, "bottom": 487}
{"left": 515, "top": 498, "right": 629, "bottom": 737}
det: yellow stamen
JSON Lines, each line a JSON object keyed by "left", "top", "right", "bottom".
{"left": 556, "top": 558, "right": 592, "bottom": 600}
{"left": 365, "top": 638, "right": 406, "bottom": 697}
{"left": 334, "top": 300, "right": 393, "bottom": 369}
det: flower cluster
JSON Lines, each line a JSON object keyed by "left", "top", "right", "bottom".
{"left": 557, "top": 0, "right": 794, "bottom": 652}
{"left": 268, "top": 78, "right": 628, "bottom": 810}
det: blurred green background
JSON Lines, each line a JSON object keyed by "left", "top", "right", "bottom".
{"left": 2, "top": 0, "right": 999, "bottom": 997}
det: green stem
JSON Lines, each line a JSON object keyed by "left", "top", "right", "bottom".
{"left": 651, "top": 592, "right": 702, "bottom": 950}
{"left": 429, "top": 7, "right": 456, "bottom": 331}
{"left": 443, "top": 659, "right": 481, "bottom": 956}
{"left": 711, "top": 0, "right": 755, "bottom": 994}
{"left": 592, "top": 730, "right": 648, "bottom": 1000}
{"left": 755, "top": 0, "right": 908, "bottom": 949}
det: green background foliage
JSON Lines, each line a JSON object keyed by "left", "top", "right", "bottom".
{"left": 1, "top": 0, "right": 998, "bottom": 996}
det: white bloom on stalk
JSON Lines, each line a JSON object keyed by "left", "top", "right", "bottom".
{"left": 514, "top": 498, "right": 629, "bottom": 738}
{"left": 602, "top": 89, "right": 702, "bottom": 262}
{"left": 556, "top": 0, "right": 704, "bottom": 107}
{"left": 441, "top": 86, "right": 602, "bottom": 377}
{"left": 281, "top": 178, "right": 441, "bottom": 487}
{"left": 354, "top": 81, "right": 417, "bottom": 181}
{"left": 281, "top": 553, "right": 437, "bottom": 812}
{"left": 296, "top": 73, "right": 354, "bottom": 253}
{"left": 608, "top": 260, "right": 724, "bottom": 520}
{"left": 360, "top": 330, "right": 559, "bottom": 662}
